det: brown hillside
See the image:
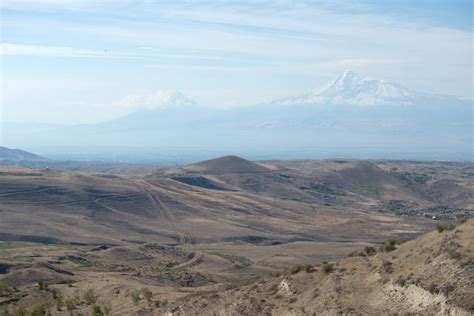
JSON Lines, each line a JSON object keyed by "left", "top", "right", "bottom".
{"left": 165, "top": 220, "right": 474, "bottom": 315}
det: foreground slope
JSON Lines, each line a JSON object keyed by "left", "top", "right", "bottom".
{"left": 165, "top": 220, "right": 474, "bottom": 315}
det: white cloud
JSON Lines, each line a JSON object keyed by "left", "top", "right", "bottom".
{"left": 1, "top": 1, "right": 471, "bottom": 124}
{"left": 115, "top": 91, "right": 196, "bottom": 110}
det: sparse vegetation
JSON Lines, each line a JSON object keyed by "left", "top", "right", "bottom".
{"left": 303, "top": 263, "right": 315, "bottom": 273}
{"left": 131, "top": 290, "right": 141, "bottom": 305}
{"left": 289, "top": 264, "right": 302, "bottom": 274}
{"left": 381, "top": 261, "right": 393, "bottom": 273}
{"left": 289, "top": 263, "right": 315, "bottom": 274}
{"left": 0, "top": 285, "right": 10, "bottom": 297}
{"left": 309, "top": 182, "right": 345, "bottom": 195}
{"left": 83, "top": 289, "right": 97, "bottom": 305}
{"left": 142, "top": 288, "right": 152, "bottom": 302}
{"left": 65, "top": 298, "right": 76, "bottom": 311}
{"left": 49, "top": 288, "right": 60, "bottom": 299}
{"left": 103, "top": 304, "right": 112, "bottom": 315}
{"left": 55, "top": 297, "right": 63, "bottom": 311}
{"left": 364, "top": 246, "right": 377, "bottom": 256}
{"left": 381, "top": 239, "right": 396, "bottom": 252}
{"left": 322, "top": 263, "right": 334, "bottom": 274}
{"left": 436, "top": 223, "right": 455, "bottom": 233}
{"left": 0, "top": 171, "right": 43, "bottom": 177}
{"left": 12, "top": 305, "right": 47, "bottom": 316}
{"left": 37, "top": 280, "right": 47, "bottom": 291}
{"left": 91, "top": 305, "right": 104, "bottom": 316}
{"left": 0, "top": 160, "right": 472, "bottom": 315}
{"left": 388, "top": 170, "right": 430, "bottom": 184}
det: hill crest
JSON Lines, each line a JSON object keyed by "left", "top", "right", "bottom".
{"left": 181, "top": 155, "right": 270, "bottom": 174}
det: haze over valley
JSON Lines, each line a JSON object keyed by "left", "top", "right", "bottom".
{"left": 2, "top": 71, "right": 472, "bottom": 163}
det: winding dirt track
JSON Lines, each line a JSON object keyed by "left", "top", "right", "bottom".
{"left": 171, "top": 251, "right": 204, "bottom": 270}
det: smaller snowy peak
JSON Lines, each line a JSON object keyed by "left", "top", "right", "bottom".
{"left": 117, "top": 90, "right": 197, "bottom": 110}
{"left": 275, "top": 71, "right": 418, "bottom": 106}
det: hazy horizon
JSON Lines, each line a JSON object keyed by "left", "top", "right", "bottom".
{"left": 1, "top": 0, "right": 472, "bottom": 125}
{"left": 1, "top": 1, "right": 473, "bottom": 163}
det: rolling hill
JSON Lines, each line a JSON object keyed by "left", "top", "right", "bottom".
{"left": 0, "top": 157, "right": 472, "bottom": 315}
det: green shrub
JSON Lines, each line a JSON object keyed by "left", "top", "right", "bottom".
{"left": 65, "top": 299, "right": 76, "bottom": 311}
{"left": 0, "top": 285, "right": 10, "bottom": 297}
{"left": 55, "top": 297, "right": 63, "bottom": 311}
{"left": 37, "top": 280, "right": 47, "bottom": 291}
{"left": 83, "top": 289, "right": 97, "bottom": 305}
{"left": 29, "top": 305, "right": 46, "bottom": 316}
{"left": 322, "top": 263, "right": 334, "bottom": 274}
{"left": 142, "top": 288, "right": 152, "bottom": 302}
{"left": 270, "top": 270, "right": 281, "bottom": 277}
{"left": 131, "top": 290, "right": 141, "bottom": 305}
{"left": 14, "top": 306, "right": 27, "bottom": 316}
{"left": 436, "top": 223, "right": 455, "bottom": 233}
{"left": 364, "top": 246, "right": 377, "bottom": 256}
{"left": 303, "top": 263, "right": 315, "bottom": 273}
{"left": 91, "top": 305, "right": 104, "bottom": 316}
{"left": 289, "top": 265, "right": 302, "bottom": 274}
{"left": 381, "top": 239, "right": 396, "bottom": 252}
{"left": 50, "top": 287, "right": 60, "bottom": 299}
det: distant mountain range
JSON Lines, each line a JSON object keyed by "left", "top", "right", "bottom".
{"left": 1, "top": 71, "right": 472, "bottom": 162}
{"left": 0, "top": 146, "right": 50, "bottom": 166}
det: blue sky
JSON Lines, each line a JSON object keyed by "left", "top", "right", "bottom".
{"left": 1, "top": 0, "right": 472, "bottom": 124}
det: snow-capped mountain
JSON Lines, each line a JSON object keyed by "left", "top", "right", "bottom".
{"left": 274, "top": 71, "right": 423, "bottom": 106}
{"left": 117, "top": 91, "right": 196, "bottom": 110}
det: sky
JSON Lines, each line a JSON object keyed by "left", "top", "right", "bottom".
{"left": 1, "top": 0, "right": 472, "bottom": 124}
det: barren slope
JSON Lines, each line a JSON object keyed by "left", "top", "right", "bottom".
{"left": 165, "top": 220, "right": 474, "bottom": 315}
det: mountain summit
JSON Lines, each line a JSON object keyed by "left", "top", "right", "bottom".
{"left": 274, "top": 71, "right": 423, "bottom": 106}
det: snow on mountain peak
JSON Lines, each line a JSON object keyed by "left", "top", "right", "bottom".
{"left": 276, "top": 71, "right": 417, "bottom": 106}
{"left": 117, "top": 91, "right": 196, "bottom": 110}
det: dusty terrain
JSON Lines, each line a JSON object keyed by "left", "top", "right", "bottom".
{"left": 167, "top": 219, "right": 474, "bottom": 315}
{"left": 0, "top": 156, "right": 472, "bottom": 315}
